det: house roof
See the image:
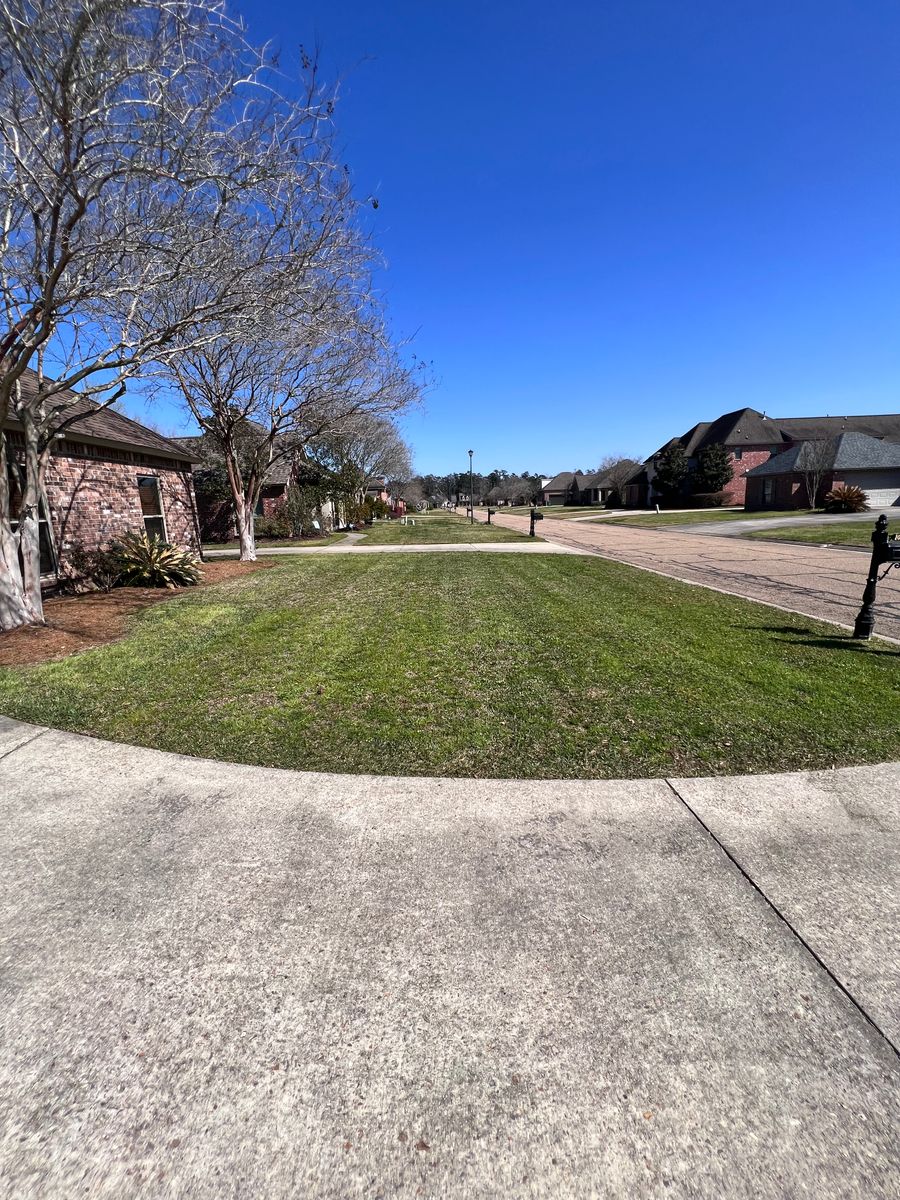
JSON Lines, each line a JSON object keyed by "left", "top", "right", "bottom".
{"left": 745, "top": 432, "right": 900, "bottom": 478}
{"left": 6, "top": 369, "right": 195, "bottom": 462}
{"left": 542, "top": 471, "right": 579, "bottom": 492}
{"left": 650, "top": 407, "right": 900, "bottom": 463}
{"left": 775, "top": 413, "right": 900, "bottom": 442}
{"left": 650, "top": 409, "right": 783, "bottom": 459}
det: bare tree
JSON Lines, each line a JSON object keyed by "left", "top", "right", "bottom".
{"left": 310, "top": 414, "right": 412, "bottom": 521}
{"left": 797, "top": 439, "right": 836, "bottom": 509}
{"left": 597, "top": 455, "right": 642, "bottom": 506}
{"left": 0, "top": 0, "right": 339, "bottom": 627}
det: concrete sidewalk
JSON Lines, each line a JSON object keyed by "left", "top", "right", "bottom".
{"left": 476, "top": 509, "right": 900, "bottom": 640}
{"left": 204, "top": 541, "right": 587, "bottom": 557}
{"left": 1, "top": 716, "right": 898, "bottom": 1198}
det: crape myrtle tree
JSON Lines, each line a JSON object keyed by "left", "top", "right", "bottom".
{"left": 309, "top": 412, "right": 413, "bottom": 525}
{"left": 169, "top": 313, "right": 424, "bottom": 559}
{"left": 0, "top": 0, "right": 333, "bottom": 628}
{"left": 798, "top": 438, "right": 837, "bottom": 509}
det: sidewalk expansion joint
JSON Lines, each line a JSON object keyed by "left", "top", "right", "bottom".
{"left": 0, "top": 727, "right": 49, "bottom": 763}
{"left": 664, "top": 777, "right": 900, "bottom": 1062}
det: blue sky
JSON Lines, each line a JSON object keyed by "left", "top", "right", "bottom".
{"left": 133, "top": 0, "right": 900, "bottom": 476}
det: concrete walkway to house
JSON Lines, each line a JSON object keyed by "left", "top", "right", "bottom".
{"left": 0, "top": 714, "right": 898, "bottom": 1198}
{"left": 204, "top": 539, "right": 588, "bottom": 557}
{"left": 474, "top": 509, "right": 900, "bottom": 640}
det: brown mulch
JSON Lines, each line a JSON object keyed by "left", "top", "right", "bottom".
{"left": 0, "top": 559, "right": 273, "bottom": 669}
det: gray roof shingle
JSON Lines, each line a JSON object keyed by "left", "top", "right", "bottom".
{"left": 745, "top": 432, "right": 900, "bottom": 477}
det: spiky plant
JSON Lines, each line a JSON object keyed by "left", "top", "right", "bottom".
{"left": 113, "top": 532, "right": 201, "bottom": 589}
{"left": 824, "top": 485, "right": 868, "bottom": 514}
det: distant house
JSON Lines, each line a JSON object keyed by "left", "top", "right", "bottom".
{"left": 541, "top": 466, "right": 644, "bottom": 508}
{"left": 745, "top": 432, "right": 900, "bottom": 510}
{"left": 4, "top": 369, "right": 200, "bottom": 581}
{"left": 647, "top": 408, "right": 900, "bottom": 507}
{"left": 541, "top": 470, "right": 613, "bottom": 506}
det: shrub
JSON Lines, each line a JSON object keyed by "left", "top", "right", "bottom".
{"left": 113, "top": 532, "right": 201, "bottom": 589}
{"left": 254, "top": 514, "right": 290, "bottom": 540}
{"left": 692, "top": 491, "right": 729, "bottom": 508}
{"left": 824, "top": 485, "right": 868, "bottom": 513}
{"left": 61, "top": 543, "right": 123, "bottom": 593}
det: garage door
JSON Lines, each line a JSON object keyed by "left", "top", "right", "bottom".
{"left": 851, "top": 471, "right": 900, "bottom": 508}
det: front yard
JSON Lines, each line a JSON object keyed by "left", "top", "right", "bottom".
{"left": 747, "top": 522, "right": 882, "bottom": 548}
{"left": 597, "top": 509, "right": 810, "bottom": 528}
{"left": 359, "top": 510, "right": 531, "bottom": 543}
{"left": 1, "top": 554, "right": 897, "bottom": 779}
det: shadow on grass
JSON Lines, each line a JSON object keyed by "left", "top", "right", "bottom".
{"left": 744, "top": 624, "right": 900, "bottom": 656}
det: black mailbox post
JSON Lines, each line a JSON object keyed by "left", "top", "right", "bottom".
{"left": 529, "top": 509, "right": 544, "bottom": 538}
{"left": 486, "top": 508, "right": 496, "bottom": 525}
{"left": 853, "top": 515, "right": 900, "bottom": 639}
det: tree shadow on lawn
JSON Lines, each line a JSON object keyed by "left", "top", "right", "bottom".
{"left": 739, "top": 624, "right": 900, "bottom": 657}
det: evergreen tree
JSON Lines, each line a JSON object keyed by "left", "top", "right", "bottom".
{"left": 692, "top": 443, "right": 734, "bottom": 494}
{"left": 653, "top": 445, "right": 689, "bottom": 497}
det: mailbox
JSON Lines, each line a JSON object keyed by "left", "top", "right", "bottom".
{"left": 486, "top": 508, "right": 496, "bottom": 525}
{"left": 853, "top": 515, "right": 899, "bottom": 639}
{"left": 529, "top": 509, "right": 544, "bottom": 537}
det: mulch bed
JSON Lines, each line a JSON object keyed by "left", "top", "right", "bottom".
{"left": 0, "top": 559, "right": 272, "bottom": 669}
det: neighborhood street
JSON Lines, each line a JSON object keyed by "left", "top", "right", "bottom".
{"left": 474, "top": 510, "right": 900, "bottom": 641}
{"left": 1, "top": 717, "right": 898, "bottom": 1199}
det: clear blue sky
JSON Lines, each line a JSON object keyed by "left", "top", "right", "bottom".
{"left": 134, "top": 0, "right": 900, "bottom": 476}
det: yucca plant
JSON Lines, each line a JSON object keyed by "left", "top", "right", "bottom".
{"left": 824, "top": 484, "right": 868, "bottom": 514}
{"left": 112, "top": 532, "right": 201, "bottom": 589}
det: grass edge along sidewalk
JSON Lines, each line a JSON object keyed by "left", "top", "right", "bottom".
{"left": 1, "top": 551, "right": 897, "bottom": 781}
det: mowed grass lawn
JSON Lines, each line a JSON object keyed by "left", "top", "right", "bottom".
{"left": 202, "top": 533, "right": 346, "bottom": 551}
{"left": 1, "top": 554, "right": 897, "bottom": 779}
{"left": 747, "top": 521, "right": 887, "bottom": 548}
{"left": 360, "top": 510, "right": 531, "bottom": 543}
{"left": 598, "top": 509, "right": 810, "bottom": 528}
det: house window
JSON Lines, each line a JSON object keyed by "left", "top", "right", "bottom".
{"left": 734, "top": 448, "right": 743, "bottom": 461}
{"left": 137, "top": 475, "right": 167, "bottom": 541}
{"left": 762, "top": 478, "right": 774, "bottom": 506}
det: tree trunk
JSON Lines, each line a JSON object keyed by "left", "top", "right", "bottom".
{"left": 234, "top": 496, "right": 257, "bottom": 561}
{"left": 0, "top": 429, "right": 45, "bottom": 631}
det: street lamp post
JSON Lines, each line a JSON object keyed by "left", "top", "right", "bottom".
{"left": 468, "top": 449, "right": 474, "bottom": 524}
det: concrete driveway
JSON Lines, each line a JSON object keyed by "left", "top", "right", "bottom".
{"left": 476, "top": 510, "right": 900, "bottom": 640}
{"left": 1, "top": 717, "right": 898, "bottom": 1198}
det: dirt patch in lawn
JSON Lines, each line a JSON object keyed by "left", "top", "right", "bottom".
{"left": 0, "top": 559, "right": 272, "bottom": 668}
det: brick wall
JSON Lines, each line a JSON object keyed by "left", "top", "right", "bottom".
{"left": 724, "top": 447, "right": 779, "bottom": 504}
{"left": 42, "top": 452, "right": 199, "bottom": 556}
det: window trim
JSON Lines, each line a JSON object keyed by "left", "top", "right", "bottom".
{"left": 137, "top": 474, "right": 168, "bottom": 542}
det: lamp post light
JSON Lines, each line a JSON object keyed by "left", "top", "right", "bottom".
{"left": 468, "top": 449, "right": 474, "bottom": 524}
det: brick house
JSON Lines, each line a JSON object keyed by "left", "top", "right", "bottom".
{"left": 540, "top": 469, "right": 618, "bottom": 506}
{"left": 647, "top": 408, "right": 900, "bottom": 507}
{"left": 744, "top": 432, "right": 900, "bottom": 510}
{"left": 5, "top": 370, "right": 200, "bottom": 578}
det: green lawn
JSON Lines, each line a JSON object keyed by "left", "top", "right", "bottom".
{"left": 489, "top": 505, "right": 603, "bottom": 518}
{"left": 202, "top": 533, "right": 346, "bottom": 551}
{"left": 747, "top": 521, "right": 885, "bottom": 548}
{"left": 597, "top": 509, "right": 811, "bottom": 528}
{"left": 2, "top": 554, "right": 897, "bottom": 780}
{"left": 360, "top": 511, "right": 531, "bottom": 543}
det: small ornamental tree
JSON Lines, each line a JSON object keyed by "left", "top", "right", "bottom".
{"left": 692, "top": 443, "right": 733, "bottom": 495}
{"left": 653, "top": 444, "right": 689, "bottom": 500}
